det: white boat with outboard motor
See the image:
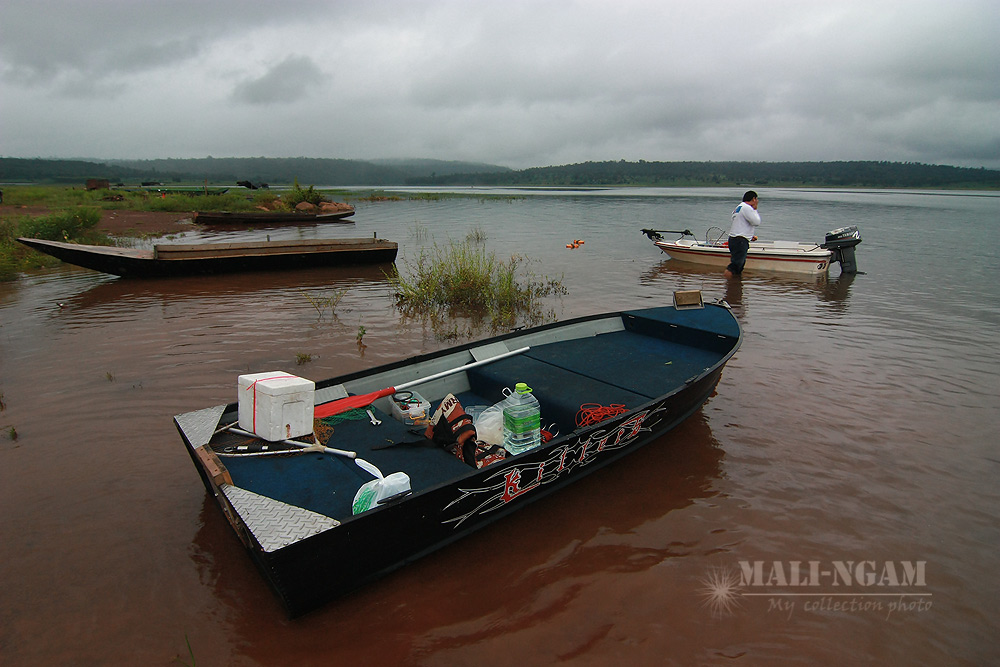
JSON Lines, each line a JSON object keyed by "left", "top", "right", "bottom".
{"left": 641, "top": 226, "right": 862, "bottom": 276}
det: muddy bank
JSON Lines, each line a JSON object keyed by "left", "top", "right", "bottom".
{"left": 95, "top": 209, "right": 195, "bottom": 236}
{"left": 1, "top": 205, "right": 195, "bottom": 237}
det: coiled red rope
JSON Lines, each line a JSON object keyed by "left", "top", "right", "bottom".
{"left": 575, "top": 403, "right": 628, "bottom": 427}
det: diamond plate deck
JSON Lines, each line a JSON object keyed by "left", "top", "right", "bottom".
{"left": 221, "top": 484, "right": 340, "bottom": 552}
{"left": 175, "top": 404, "right": 227, "bottom": 447}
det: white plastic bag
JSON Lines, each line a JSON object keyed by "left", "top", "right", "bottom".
{"left": 475, "top": 405, "right": 503, "bottom": 445}
{"left": 352, "top": 471, "right": 411, "bottom": 514}
{"left": 474, "top": 388, "right": 514, "bottom": 446}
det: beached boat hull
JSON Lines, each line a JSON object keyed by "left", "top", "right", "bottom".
{"left": 653, "top": 239, "right": 833, "bottom": 275}
{"left": 17, "top": 237, "right": 397, "bottom": 278}
{"left": 193, "top": 209, "right": 355, "bottom": 225}
{"left": 174, "top": 302, "right": 741, "bottom": 616}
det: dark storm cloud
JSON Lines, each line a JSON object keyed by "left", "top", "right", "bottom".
{"left": 1, "top": 1, "right": 225, "bottom": 84}
{"left": 231, "top": 56, "right": 325, "bottom": 105}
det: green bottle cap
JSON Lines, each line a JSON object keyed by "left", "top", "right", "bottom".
{"left": 515, "top": 382, "right": 532, "bottom": 393}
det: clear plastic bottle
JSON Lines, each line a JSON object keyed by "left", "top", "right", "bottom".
{"left": 503, "top": 382, "right": 541, "bottom": 454}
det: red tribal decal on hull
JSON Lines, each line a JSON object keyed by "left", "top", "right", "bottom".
{"left": 442, "top": 409, "right": 653, "bottom": 527}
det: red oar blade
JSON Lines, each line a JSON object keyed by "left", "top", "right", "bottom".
{"left": 312, "top": 346, "right": 531, "bottom": 420}
{"left": 314, "top": 386, "right": 396, "bottom": 419}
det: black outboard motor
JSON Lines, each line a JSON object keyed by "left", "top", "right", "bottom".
{"left": 821, "top": 226, "right": 862, "bottom": 274}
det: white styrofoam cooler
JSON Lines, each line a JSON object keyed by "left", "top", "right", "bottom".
{"left": 237, "top": 372, "right": 316, "bottom": 441}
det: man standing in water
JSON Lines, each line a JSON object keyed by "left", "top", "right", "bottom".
{"left": 724, "top": 190, "right": 760, "bottom": 279}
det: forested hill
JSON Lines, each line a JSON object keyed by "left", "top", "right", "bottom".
{"left": 0, "top": 157, "right": 508, "bottom": 186}
{"left": 412, "top": 160, "right": 1000, "bottom": 189}
{"left": 1, "top": 156, "right": 997, "bottom": 189}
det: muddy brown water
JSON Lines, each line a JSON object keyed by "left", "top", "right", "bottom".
{"left": 1, "top": 188, "right": 998, "bottom": 665}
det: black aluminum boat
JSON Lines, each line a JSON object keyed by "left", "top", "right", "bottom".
{"left": 173, "top": 299, "right": 741, "bottom": 616}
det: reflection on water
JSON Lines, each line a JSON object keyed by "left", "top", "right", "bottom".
{"left": 191, "top": 413, "right": 726, "bottom": 663}
{"left": 639, "top": 257, "right": 858, "bottom": 324}
{"left": 65, "top": 264, "right": 393, "bottom": 312}
{"left": 2, "top": 189, "right": 998, "bottom": 665}
{"left": 724, "top": 276, "right": 743, "bottom": 313}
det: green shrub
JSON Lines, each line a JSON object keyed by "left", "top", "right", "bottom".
{"left": 0, "top": 245, "right": 20, "bottom": 281}
{"left": 18, "top": 207, "right": 101, "bottom": 241}
{"left": 387, "top": 240, "right": 566, "bottom": 331}
{"left": 252, "top": 191, "right": 281, "bottom": 209}
{"left": 0, "top": 208, "right": 108, "bottom": 280}
{"left": 281, "top": 180, "right": 326, "bottom": 208}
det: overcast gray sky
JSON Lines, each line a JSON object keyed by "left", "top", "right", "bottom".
{"left": 2, "top": 0, "right": 998, "bottom": 169}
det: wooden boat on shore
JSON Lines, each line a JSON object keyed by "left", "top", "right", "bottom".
{"left": 193, "top": 208, "right": 355, "bottom": 225}
{"left": 173, "top": 299, "right": 741, "bottom": 616}
{"left": 17, "top": 236, "right": 396, "bottom": 278}
{"left": 641, "top": 226, "right": 862, "bottom": 276}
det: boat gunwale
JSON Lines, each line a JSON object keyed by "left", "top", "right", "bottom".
{"left": 654, "top": 239, "right": 832, "bottom": 263}
{"left": 193, "top": 209, "right": 355, "bottom": 224}
{"left": 152, "top": 238, "right": 394, "bottom": 259}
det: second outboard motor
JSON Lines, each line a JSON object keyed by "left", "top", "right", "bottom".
{"left": 821, "top": 226, "right": 862, "bottom": 274}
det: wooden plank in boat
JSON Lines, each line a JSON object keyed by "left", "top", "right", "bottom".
{"left": 153, "top": 238, "right": 388, "bottom": 260}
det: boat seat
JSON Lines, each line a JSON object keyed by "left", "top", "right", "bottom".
{"left": 622, "top": 308, "right": 741, "bottom": 352}
{"left": 465, "top": 351, "right": 650, "bottom": 433}
{"left": 531, "top": 329, "right": 726, "bottom": 391}
{"left": 466, "top": 328, "right": 726, "bottom": 432}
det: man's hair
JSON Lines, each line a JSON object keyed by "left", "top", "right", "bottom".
{"left": 743, "top": 191, "right": 758, "bottom": 202}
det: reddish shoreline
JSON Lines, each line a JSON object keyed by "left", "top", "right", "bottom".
{"left": 2, "top": 205, "right": 195, "bottom": 236}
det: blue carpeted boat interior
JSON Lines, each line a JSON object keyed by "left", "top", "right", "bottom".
{"left": 221, "top": 405, "right": 472, "bottom": 522}
{"left": 220, "top": 309, "right": 736, "bottom": 523}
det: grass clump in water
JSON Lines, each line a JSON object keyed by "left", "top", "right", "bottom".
{"left": 466, "top": 226, "right": 487, "bottom": 244}
{"left": 301, "top": 288, "right": 346, "bottom": 321}
{"left": 387, "top": 240, "right": 566, "bottom": 332}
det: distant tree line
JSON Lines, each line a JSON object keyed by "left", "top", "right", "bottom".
{"left": 111, "top": 157, "right": 412, "bottom": 187}
{"left": 0, "top": 158, "right": 150, "bottom": 184}
{"left": 1, "top": 156, "right": 996, "bottom": 189}
{"left": 411, "top": 160, "right": 1000, "bottom": 189}
{"left": 0, "top": 157, "right": 508, "bottom": 187}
